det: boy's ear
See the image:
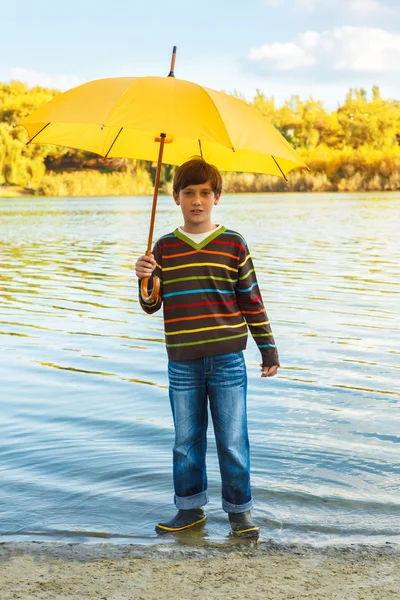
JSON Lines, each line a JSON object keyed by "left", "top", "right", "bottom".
{"left": 214, "top": 193, "right": 221, "bottom": 205}
{"left": 173, "top": 192, "right": 180, "bottom": 205}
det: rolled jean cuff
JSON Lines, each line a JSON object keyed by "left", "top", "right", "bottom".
{"left": 222, "top": 497, "right": 254, "bottom": 514}
{"left": 174, "top": 490, "right": 209, "bottom": 510}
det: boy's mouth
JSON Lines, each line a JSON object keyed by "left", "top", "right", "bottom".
{"left": 191, "top": 210, "right": 203, "bottom": 214}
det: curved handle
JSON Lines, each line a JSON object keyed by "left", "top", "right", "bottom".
{"left": 141, "top": 275, "right": 160, "bottom": 304}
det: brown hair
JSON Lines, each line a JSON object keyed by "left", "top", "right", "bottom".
{"left": 173, "top": 157, "right": 222, "bottom": 196}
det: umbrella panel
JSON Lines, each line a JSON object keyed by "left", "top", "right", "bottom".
{"left": 22, "top": 122, "right": 299, "bottom": 177}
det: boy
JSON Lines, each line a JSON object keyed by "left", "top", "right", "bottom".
{"left": 135, "top": 158, "right": 279, "bottom": 537}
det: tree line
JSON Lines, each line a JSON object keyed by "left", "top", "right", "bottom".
{"left": 1, "top": 80, "right": 400, "bottom": 196}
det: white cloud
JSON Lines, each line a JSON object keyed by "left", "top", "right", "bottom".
{"left": 293, "top": 0, "right": 391, "bottom": 17}
{"left": 249, "top": 42, "right": 317, "bottom": 70}
{"left": 1, "top": 68, "right": 81, "bottom": 91}
{"left": 248, "top": 26, "right": 400, "bottom": 74}
{"left": 348, "top": 0, "right": 389, "bottom": 17}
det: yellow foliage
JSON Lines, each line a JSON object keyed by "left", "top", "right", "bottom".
{"left": 39, "top": 169, "right": 153, "bottom": 197}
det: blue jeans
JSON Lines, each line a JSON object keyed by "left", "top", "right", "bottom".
{"left": 168, "top": 351, "right": 253, "bottom": 514}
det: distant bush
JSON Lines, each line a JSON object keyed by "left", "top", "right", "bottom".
{"left": 39, "top": 168, "right": 153, "bottom": 196}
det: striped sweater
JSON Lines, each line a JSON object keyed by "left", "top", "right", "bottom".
{"left": 139, "top": 227, "right": 280, "bottom": 367}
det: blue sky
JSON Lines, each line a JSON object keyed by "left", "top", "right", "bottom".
{"left": 2, "top": 0, "right": 400, "bottom": 108}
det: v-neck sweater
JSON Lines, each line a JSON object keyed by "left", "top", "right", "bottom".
{"left": 139, "top": 226, "right": 280, "bottom": 367}
{"left": 178, "top": 224, "right": 223, "bottom": 244}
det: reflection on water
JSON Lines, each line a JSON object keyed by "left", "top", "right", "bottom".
{"left": 0, "top": 193, "right": 399, "bottom": 546}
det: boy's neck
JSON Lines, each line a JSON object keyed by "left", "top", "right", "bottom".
{"left": 181, "top": 222, "right": 218, "bottom": 234}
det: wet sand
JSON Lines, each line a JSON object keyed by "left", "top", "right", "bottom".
{"left": 1, "top": 541, "right": 399, "bottom": 600}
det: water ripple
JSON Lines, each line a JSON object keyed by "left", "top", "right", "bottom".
{"left": 1, "top": 193, "right": 399, "bottom": 545}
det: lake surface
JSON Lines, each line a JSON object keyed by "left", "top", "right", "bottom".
{"left": 0, "top": 192, "right": 399, "bottom": 546}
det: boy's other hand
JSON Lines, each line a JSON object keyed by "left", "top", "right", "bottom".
{"left": 135, "top": 254, "right": 156, "bottom": 279}
{"left": 260, "top": 364, "right": 279, "bottom": 378}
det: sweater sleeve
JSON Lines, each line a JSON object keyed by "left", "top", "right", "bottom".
{"left": 235, "top": 239, "right": 280, "bottom": 368}
{"left": 138, "top": 242, "right": 163, "bottom": 314}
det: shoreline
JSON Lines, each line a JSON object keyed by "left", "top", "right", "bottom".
{"left": 1, "top": 188, "right": 400, "bottom": 199}
{"left": 1, "top": 541, "right": 399, "bottom": 599}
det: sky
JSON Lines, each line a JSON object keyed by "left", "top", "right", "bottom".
{"left": 2, "top": 0, "right": 400, "bottom": 109}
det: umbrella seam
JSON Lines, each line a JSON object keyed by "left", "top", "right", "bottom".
{"left": 102, "top": 77, "right": 139, "bottom": 127}
{"left": 202, "top": 87, "right": 235, "bottom": 151}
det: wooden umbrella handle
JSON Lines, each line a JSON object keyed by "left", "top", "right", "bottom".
{"left": 140, "top": 250, "right": 161, "bottom": 303}
{"left": 140, "top": 44, "right": 177, "bottom": 305}
{"left": 140, "top": 133, "right": 165, "bottom": 304}
{"left": 140, "top": 47, "right": 176, "bottom": 304}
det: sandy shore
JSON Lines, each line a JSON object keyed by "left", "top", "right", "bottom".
{"left": 1, "top": 541, "right": 399, "bottom": 600}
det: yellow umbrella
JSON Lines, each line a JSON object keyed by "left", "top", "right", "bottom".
{"left": 17, "top": 47, "right": 307, "bottom": 301}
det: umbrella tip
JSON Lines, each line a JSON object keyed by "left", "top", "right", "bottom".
{"left": 168, "top": 46, "right": 177, "bottom": 77}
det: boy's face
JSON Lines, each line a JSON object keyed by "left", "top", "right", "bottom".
{"left": 173, "top": 180, "right": 221, "bottom": 233}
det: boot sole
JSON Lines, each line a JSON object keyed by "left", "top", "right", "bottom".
{"left": 155, "top": 515, "right": 206, "bottom": 533}
{"left": 230, "top": 526, "right": 260, "bottom": 538}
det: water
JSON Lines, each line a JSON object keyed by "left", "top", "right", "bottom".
{"left": 0, "top": 192, "right": 399, "bottom": 546}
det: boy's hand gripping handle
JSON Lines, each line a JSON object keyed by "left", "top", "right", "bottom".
{"left": 140, "top": 250, "right": 160, "bottom": 304}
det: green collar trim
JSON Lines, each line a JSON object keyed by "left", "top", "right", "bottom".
{"left": 174, "top": 226, "right": 227, "bottom": 250}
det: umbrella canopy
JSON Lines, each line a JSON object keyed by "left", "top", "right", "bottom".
{"left": 18, "top": 76, "right": 306, "bottom": 178}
